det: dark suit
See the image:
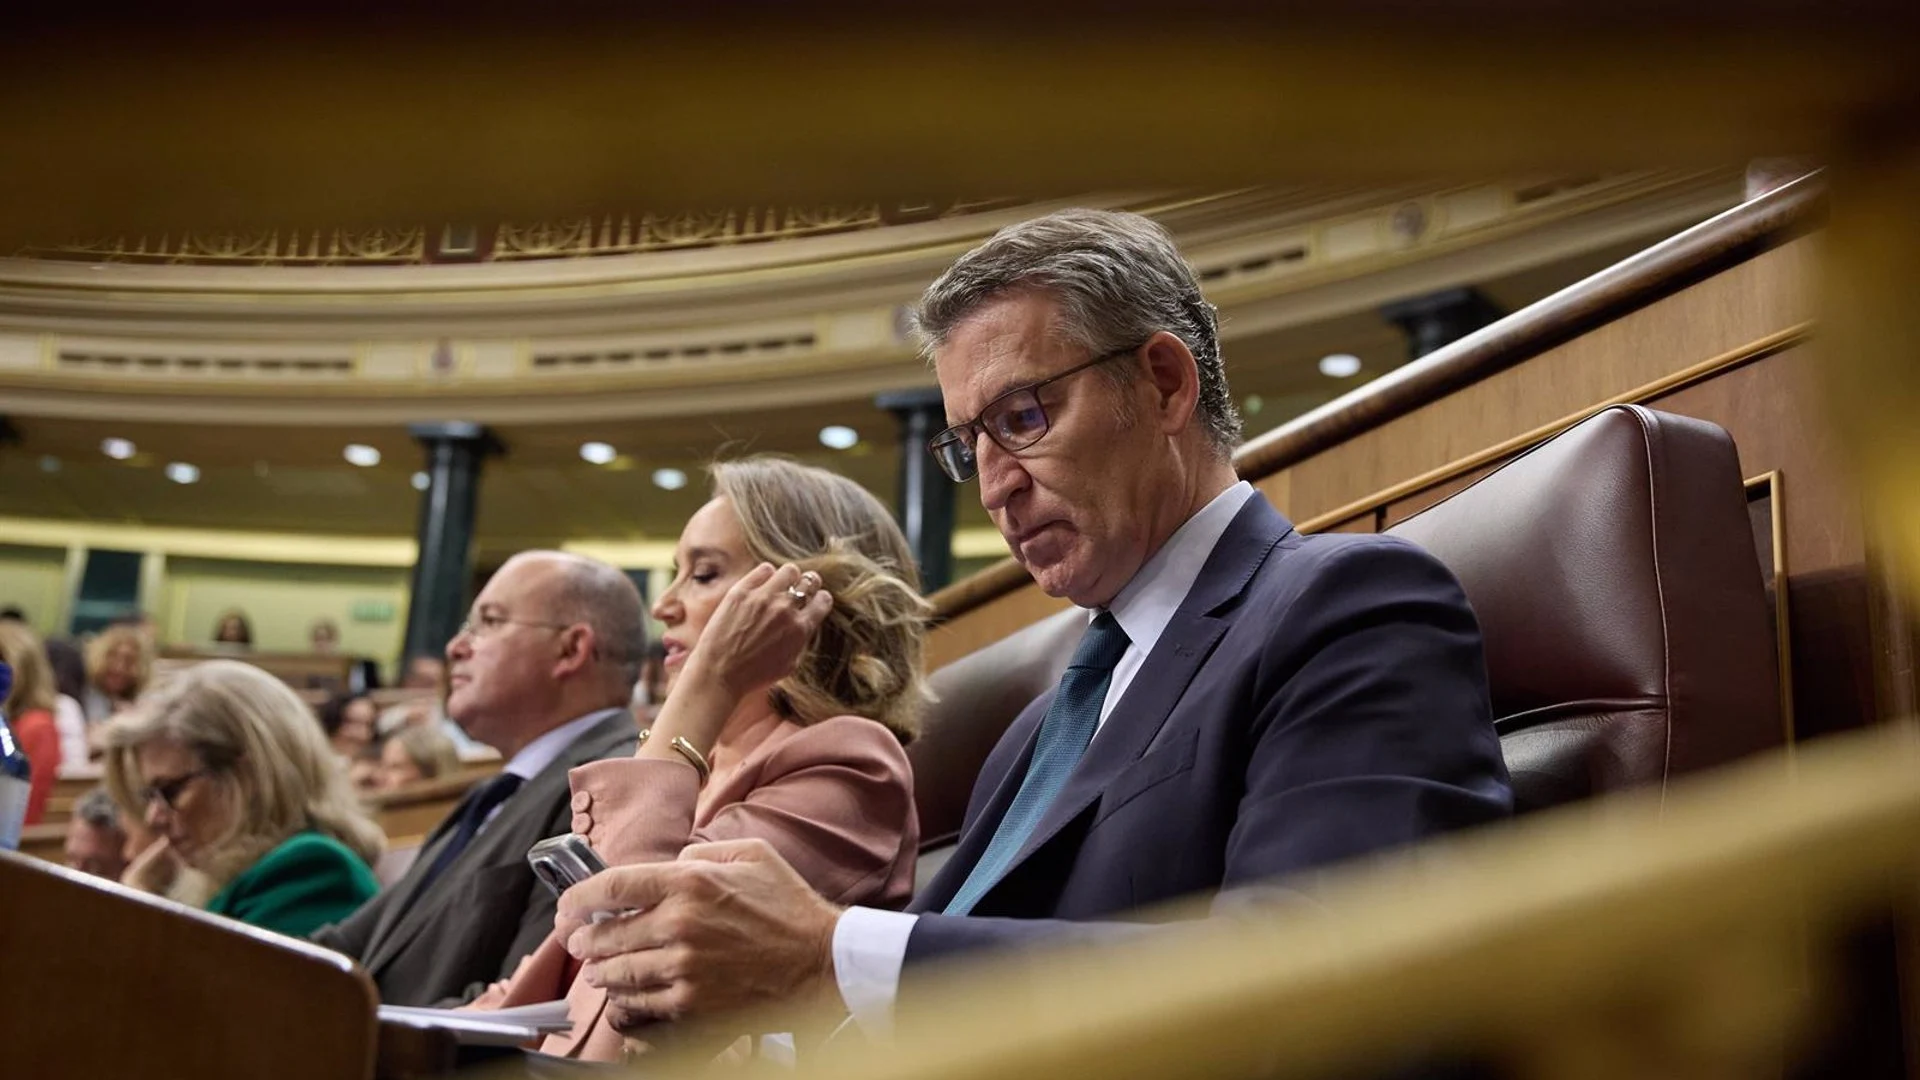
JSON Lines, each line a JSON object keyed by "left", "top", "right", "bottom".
{"left": 311, "top": 711, "right": 639, "bottom": 1006}
{"left": 906, "top": 494, "right": 1511, "bottom": 963}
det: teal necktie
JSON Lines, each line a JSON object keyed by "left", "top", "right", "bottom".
{"left": 943, "top": 612, "right": 1131, "bottom": 916}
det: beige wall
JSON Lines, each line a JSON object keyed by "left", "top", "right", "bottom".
{"left": 0, "top": 543, "right": 70, "bottom": 638}
{"left": 163, "top": 557, "right": 410, "bottom": 679}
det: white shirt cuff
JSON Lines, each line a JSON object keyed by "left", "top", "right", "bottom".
{"left": 831, "top": 906, "right": 919, "bottom": 1040}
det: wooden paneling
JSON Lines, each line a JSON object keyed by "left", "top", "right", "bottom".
{"left": 0, "top": 850, "right": 380, "bottom": 1080}
{"left": 925, "top": 586, "right": 1073, "bottom": 671}
{"left": 1287, "top": 237, "right": 1818, "bottom": 523}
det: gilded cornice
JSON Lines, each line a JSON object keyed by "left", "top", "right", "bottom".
{"left": 0, "top": 172, "right": 1743, "bottom": 425}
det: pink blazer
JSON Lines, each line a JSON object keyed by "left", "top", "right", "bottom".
{"left": 473, "top": 708, "right": 917, "bottom": 1060}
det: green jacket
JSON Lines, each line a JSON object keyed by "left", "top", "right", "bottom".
{"left": 207, "top": 830, "right": 379, "bottom": 937}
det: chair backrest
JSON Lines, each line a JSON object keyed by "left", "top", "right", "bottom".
{"left": 909, "top": 405, "right": 1785, "bottom": 845}
{"left": 1386, "top": 404, "right": 1783, "bottom": 811}
{"left": 0, "top": 850, "right": 380, "bottom": 1080}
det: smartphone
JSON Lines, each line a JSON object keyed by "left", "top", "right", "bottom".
{"left": 527, "top": 833, "right": 608, "bottom": 899}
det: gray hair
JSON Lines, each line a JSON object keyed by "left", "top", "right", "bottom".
{"left": 911, "top": 208, "right": 1242, "bottom": 457}
{"left": 75, "top": 787, "right": 124, "bottom": 833}
{"left": 538, "top": 552, "right": 647, "bottom": 695}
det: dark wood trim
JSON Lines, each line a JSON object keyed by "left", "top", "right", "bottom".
{"left": 931, "top": 172, "right": 1827, "bottom": 624}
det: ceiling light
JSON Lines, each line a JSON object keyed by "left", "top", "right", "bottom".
{"left": 164, "top": 462, "right": 200, "bottom": 484}
{"left": 411, "top": 471, "right": 430, "bottom": 491}
{"left": 101, "top": 437, "right": 136, "bottom": 460}
{"left": 1318, "top": 353, "right": 1363, "bottom": 378}
{"left": 819, "top": 425, "right": 859, "bottom": 450}
{"left": 343, "top": 444, "right": 382, "bottom": 467}
{"left": 652, "top": 467, "right": 688, "bottom": 491}
{"left": 580, "top": 441, "right": 618, "bottom": 465}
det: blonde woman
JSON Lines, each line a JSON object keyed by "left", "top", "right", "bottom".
{"left": 474, "top": 455, "right": 929, "bottom": 1061}
{"left": 376, "top": 724, "right": 462, "bottom": 790}
{"left": 103, "top": 660, "right": 384, "bottom": 937}
{"left": 83, "top": 624, "right": 151, "bottom": 725}
{"left": 0, "top": 622, "right": 63, "bottom": 824}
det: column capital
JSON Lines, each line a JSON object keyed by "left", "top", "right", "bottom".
{"left": 407, "top": 421, "right": 505, "bottom": 456}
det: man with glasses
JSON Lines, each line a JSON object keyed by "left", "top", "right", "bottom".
{"left": 555, "top": 209, "right": 1512, "bottom": 1036}
{"left": 312, "top": 550, "right": 644, "bottom": 1006}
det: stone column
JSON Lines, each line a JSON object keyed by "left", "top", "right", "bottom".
{"left": 876, "top": 388, "right": 957, "bottom": 592}
{"left": 1381, "top": 287, "right": 1505, "bottom": 362}
{"left": 402, "top": 422, "right": 501, "bottom": 663}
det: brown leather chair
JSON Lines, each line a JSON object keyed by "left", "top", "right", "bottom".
{"left": 911, "top": 404, "right": 1784, "bottom": 859}
{"left": 1387, "top": 404, "right": 1782, "bottom": 810}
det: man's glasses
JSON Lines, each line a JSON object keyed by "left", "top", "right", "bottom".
{"left": 926, "top": 344, "right": 1139, "bottom": 483}
{"left": 140, "top": 768, "right": 214, "bottom": 811}
{"left": 456, "top": 610, "right": 573, "bottom": 640}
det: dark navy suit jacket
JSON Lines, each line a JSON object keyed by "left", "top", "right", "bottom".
{"left": 905, "top": 493, "right": 1512, "bottom": 963}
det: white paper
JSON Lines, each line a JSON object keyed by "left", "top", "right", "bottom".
{"left": 377, "top": 1000, "right": 571, "bottom": 1046}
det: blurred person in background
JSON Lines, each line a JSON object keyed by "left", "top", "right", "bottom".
{"left": 104, "top": 661, "right": 383, "bottom": 937}
{"left": 63, "top": 786, "right": 130, "bottom": 880}
{"left": 0, "top": 621, "right": 63, "bottom": 824}
{"left": 84, "top": 625, "right": 151, "bottom": 725}
{"left": 44, "top": 637, "right": 93, "bottom": 767}
{"left": 376, "top": 725, "right": 461, "bottom": 790}
{"left": 319, "top": 691, "right": 378, "bottom": 762}
{"left": 0, "top": 605, "right": 25, "bottom": 622}
{"left": 309, "top": 618, "right": 342, "bottom": 655}
{"left": 213, "top": 610, "right": 254, "bottom": 650}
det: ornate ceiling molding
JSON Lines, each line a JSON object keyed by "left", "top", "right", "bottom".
{"left": 0, "top": 172, "right": 1742, "bottom": 425}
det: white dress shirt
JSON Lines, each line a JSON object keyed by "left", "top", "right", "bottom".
{"left": 478, "top": 707, "right": 625, "bottom": 833}
{"left": 833, "top": 481, "right": 1258, "bottom": 1036}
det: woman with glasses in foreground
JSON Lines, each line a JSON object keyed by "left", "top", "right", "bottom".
{"left": 102, "top": 661, "right": 383, "bottom": 936}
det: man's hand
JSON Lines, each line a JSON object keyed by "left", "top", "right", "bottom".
{"left": 558, "top": 838, "right": 843, "bottom": 1031}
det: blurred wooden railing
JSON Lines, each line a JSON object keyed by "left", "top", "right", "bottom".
{"left": 613, "top": 725, "right": 1920, "bottom": 1080}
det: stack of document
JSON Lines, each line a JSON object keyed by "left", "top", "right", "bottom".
{"left": 378, "top": 1000, "right": 572, "bottom": 1047}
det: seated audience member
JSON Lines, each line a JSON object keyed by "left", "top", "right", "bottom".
{"left": 83, "top": 625, "right": 151, "bottom": 726}
{"left": 309, "top": 551, "right": 645, "bottom": 1006}
{"left": 632, "top": 639, "right": 669, "bottom": 720}
{"left": 377, "top": 652, "right": 486, "bottom": 758}
{"left": 473, "top": 456, "right": 925, "bottom": 1061}
{"left": 103, "top": 661, "right": 384, "bottom": 937}
{"left": 212, "top": 610, "right": 254, "bottom": 650}
{"left": 0, "top": 622, "right": 63, "bottom": 824}
{"left": 0, "top": 605, "right": 24, "bottom": 622}
{"left": 309, "top": 617, "right": 341, "bottom": 655}
{"left": 320, "top": 692, "right": 378, "bottom": 762}
{"left": 44, "top": 637, "right": 93, "bottom": 767}
{"left": 64, "top": 787, "right": 131, "bottom": 880}
{"left": 558, "top": 209, "right": 1513, "bottom": 1037}
{"left": 377, "top": 724, "right": 461, "bottom": 790}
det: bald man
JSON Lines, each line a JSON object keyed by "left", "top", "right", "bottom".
{"left": 312, "top": 551, "right": 645, "bottom": 1006}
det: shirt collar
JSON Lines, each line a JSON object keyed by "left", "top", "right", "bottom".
{"left": 503, "top": 707, "right": 625, "bottom": 781}
{"left": 1099, "top": 481, "right": 1257, "bottom": 656}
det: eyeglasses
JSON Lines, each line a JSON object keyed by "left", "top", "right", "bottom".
{"left": 140, "top": 768, "right": 214, "bottom": 811}
{"left": 456, "top": 610, "right": 574, "bottom": 640}
{"left": 926, "top": 344, "right": 1140, "bottom": 483}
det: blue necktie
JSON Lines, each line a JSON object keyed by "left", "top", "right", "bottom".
{"left": 943, "top": 612, "right": 1130, "bottom": 916}
{"left": 416, "top": 772, "right": 524, "bottom": 891}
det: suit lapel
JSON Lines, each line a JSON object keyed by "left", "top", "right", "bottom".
{"left": 913, "top": 703, "right": 1051, "bottom": 912}
{"left": 362, "top": 714, "right": 636, "bottom": 977}
{"left": 995, "top": 496, "right": 1293, "bottom": 890}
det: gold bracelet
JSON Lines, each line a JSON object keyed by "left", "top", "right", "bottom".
{"left": 667, "top": 736, "right": 712, "bottom": 784}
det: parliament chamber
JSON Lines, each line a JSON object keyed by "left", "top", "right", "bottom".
{"left": 3, "top": 8, "right": 1920, "bottom": 1079}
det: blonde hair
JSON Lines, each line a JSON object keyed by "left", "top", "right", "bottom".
{"left": 710, "top": 456, "right": 933, "bottom": 743}
{"left": 389, "top": 724, "right": 460, "bottom": 781}
{"left": 102, "top": 660, "right": 383, "bottom": 900}
{"left": 86, "top": 625, "right": 152, "bottom": 701}
{"left": 0, "top": 622, "right": 57, "bottom": 715}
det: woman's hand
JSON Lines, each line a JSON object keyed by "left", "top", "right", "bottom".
{"left": 682, "top": 563, "right": 833, "bottom": 705}
{"left": 121, "top": 836, "right": 181, "bottom": 896}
